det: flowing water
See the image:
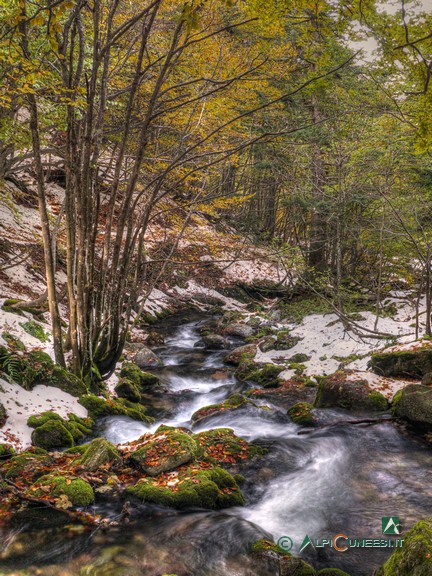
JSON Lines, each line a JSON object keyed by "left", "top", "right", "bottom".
{"left": 2, "top": 313, "right": 432, "bottom": 576}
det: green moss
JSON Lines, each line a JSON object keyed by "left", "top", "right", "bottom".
{"left": 115, "top": 379, "right": 141, "bottom": 402}
{"left": 369, "top": 390, "right": 388, "bottom": 411}
{"left": 370, "top": 347, "right": 432, "bottom": 379}
{"left": 391, "top": 389, "right": 403, "bottom": 415}
{"left": 47, "top": 365, "right": 87, "bottom": 397}
{"left": 130, "top": 426, "right": 198, "bottom": 475}
{"left": 195, "top": 428, "right": 265, "bottom": 465}
{"left": 288, "top": 402, "right": 315, "bottom": 425}
{"left": 127, "top": 465, "right": 244, "bottom": 510}
{"left": 250, "top": 539, "right": 289, "bottom": 556}
{"left": 377, "top": 518, "right": 432, "bottom": 575}
{"left": 79, "top": 438, "right": 121, "bottom": 472}
{"left": 119, "top": 362, "right": 160, "bottom": 387}
{"left": 288, "top": 353, "right": 310, "bottom": 363}
{"left": 2, "top": 448, "right": 52, "bottom": 480}
{"left": 236, "top": 363, "right": 284, "bottom": 388}
{"left": 31, "top": 474, "right": 94, "bottom": 506}
{"left": 27, "top": 411, "right": 63, "bottom": 428}
{"left": 20, "top": 320, "right": 49, "bottom": 342}
{"left": 0, "top": 443, "right": 15, "bottom": 457}
{"left": 191, "top": 394, "right": 254, "bottom": 424}
{"left": 65, "top": 445, "right": 88, "bottom": 455}
{"left": 79, "top": 394, "right": 153, "bottom": 423}
{"left": 31, "top": 419, "right": 74, "bottom": 450}
{"left": 288, "top": 362, "right": 306, "bottom": 375}
{"left": 1, "top": 331, "right": 26, "bottom": 351}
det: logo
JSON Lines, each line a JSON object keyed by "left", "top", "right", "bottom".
{"left": 277, "top": 536, "right": 293, "bottom": 552}
{"left": 382, "top": 517, "right": 401, "bottom": 535}
{"left": 299, "top": 535, "right": 315, "bottom": 553}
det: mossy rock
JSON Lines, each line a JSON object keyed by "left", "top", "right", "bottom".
{"left": 195, "top": 428, "right": 265, "bottom": 465}
{"left": 0, "top": 443, "right": 15, "bottom": 457}
{"left": 31, "top": 420, "right": 74, "bottom": 450}
{"left": 79, "top": 438, "right": 121, "bottom": 472}
{"left": 191, "top": 393, "right": 254, "bottom": 425}
{"left": 317, "top": 570, "right": 351, "bottom": 576}
{"left": 119, "top": 362, "right": 160, "bottom": 387}
{"left": 126, "top": 465, "right": 244, "bottom": 510}
{"left": 236, "top": 362, "right": 285, "bottom": 388}
{"left": 129, "top": 426, "right": 198, "bottom": 475}
{"left": 394, "top": 384, "right": 432, "bottom": 428}
{"left": 2, "top": 448, "right": 52, "bottom": 480}
{"left": 47, "top": 366, "right": 87, "bottom": 397}
{"left": 115, "top": 378, "right": 141, "bottom": 402}
{"left": 224, "top": 344, "right": 257, "bottom": 366}
{"left": 314, "top": 371, "right": 388, "bottom": 412}
{"left": 27, "top": 411, "right": 64, "bottom": 428}
{"left": 288, "top": 353, "right": 311, "bottom": 363}
{"left": 30, "top": 474, "right": 94, "bottom": 507}
{"left": 377, "top": 517, "right": 432, "bottom": 575}
{"left": 288, "top": 402, "right": 316, "bottom": 425}
{"left": 391, "top": 389, "right": 403, "bottom": 416}
{"left": 275, "top": 331, "right": 301, "bottom": 351}
{"left": 370, "top": 346, "right": 432, "bottom": 379}
{"left": 78, "top": 394, "right": 154, "bottom": 423}
{"left": 250, "top": 539, "right": 290, "bottom": 556}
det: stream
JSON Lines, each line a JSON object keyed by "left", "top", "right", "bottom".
{"left": 2, "top": 312, "right": 432, "bottom": 576}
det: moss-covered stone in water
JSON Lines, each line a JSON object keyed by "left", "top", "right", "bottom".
{"left": 119, "top": 362, "right": 160, "bottom": 387}
{"left": 191, "top": 394, "right": 254, "bottom": 424}
{"left": 314, "top": 371, "right": 388, "bottom": 412}
{"left": 288, "top": 402, "right": 315, "bottom": 425}
{"left": 31, "top": 474, "right": 94, "bottom": 507}
{"left": 80, "top": 438, "right": 121, "bottom": 472}
{"left": 377, "top": 517, "right": 432, "bottom": 575}
{"left": 2, "top": 448, "right": 52, "bottom": 480}
{"left": 78, "top": 394, "right": 153, "bottom": 423}
{"left": 27, "top": 411, "right": 64, "bottom": 428}
{"left": 31, "top": 420, "right": 74, "bottom": 450}
{"left": 129, "top": 426, "right": 198, "bottom": 475}
{"left": 224, "top": 344, "right": 257, "bottom": 366}
{"left": 0, "top": 443, "right": 14, "bottom": 457}
{"left": 126, "top": 465, "right": 244, "bottom": 510}
{"left": 195, "top": 428, "right": 265, "bottom": 465}
{"left": 115, "top": 378, "right": 141, "bottom": 402}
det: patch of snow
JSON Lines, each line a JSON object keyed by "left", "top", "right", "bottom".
{"left": 0, "top": 378, "right": 87, "bottom": 451}
{"left": 344, "top": 370, "right": 412, "bottom": 399}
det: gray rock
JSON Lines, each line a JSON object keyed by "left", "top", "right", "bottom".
{"left": 134, "top": 346, "right": 163, "bottom": 368}
{"left": 223, "top": 323, "right": 255, "bottom": 339}
{"left": 421, "top": 372, "right": 432, "bottom": 386}
{"left": 397, "top": 384, "right": 432, "bottom": 427}
{"left": 202, "top": 334, "right": 228, "bottom": 350}
{"left": 225, "top": 343, "right": 257, "bottom": 366}
{"left": 315, "top": 371, "right": 388, "bottom": 412}
{"left": 259, "top": 336, "right": 275, "bottom": 352}
{"left": 80, "top": 438, "right": 122, "bottom": 472}
{"left": 370, "top": 345, "right": 432, "bottom": 378}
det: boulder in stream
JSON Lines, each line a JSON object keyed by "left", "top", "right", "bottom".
{"left": 133, "top": 345, "right": 163, "bottom": 368}
{"left": 119, "top": 361, "right": 160, "bottom": 387}
{"left": 225, "top": 343, "right": 257, "bottom": 365}
{"left": 287, "top": 402, "right": 316, "bottom": 426}
{"left": 29, "top": 474, "right": 94, "bottom": 507}
{"left": 393, "top": 383, "right": 432, "bottom": 428}
{"left": 126, "top": 464, "right": 244, "bottom": 509}
{"left": 370, "top": 342, "right": 432, "bottom": 378}
{"left": 223, "top": 323, "right": 255, "bottom": 339}
{"left": 314, "top": 371, "right": 388, "bottom": 412}
{"left": 191, "top": 393, "right": 258, "bottom": 425}
{"left": 202, "top": 334, "right": 228, "bottom": 350}
{"left": 128, "top": 425, "right": 199, "bottom": 476}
